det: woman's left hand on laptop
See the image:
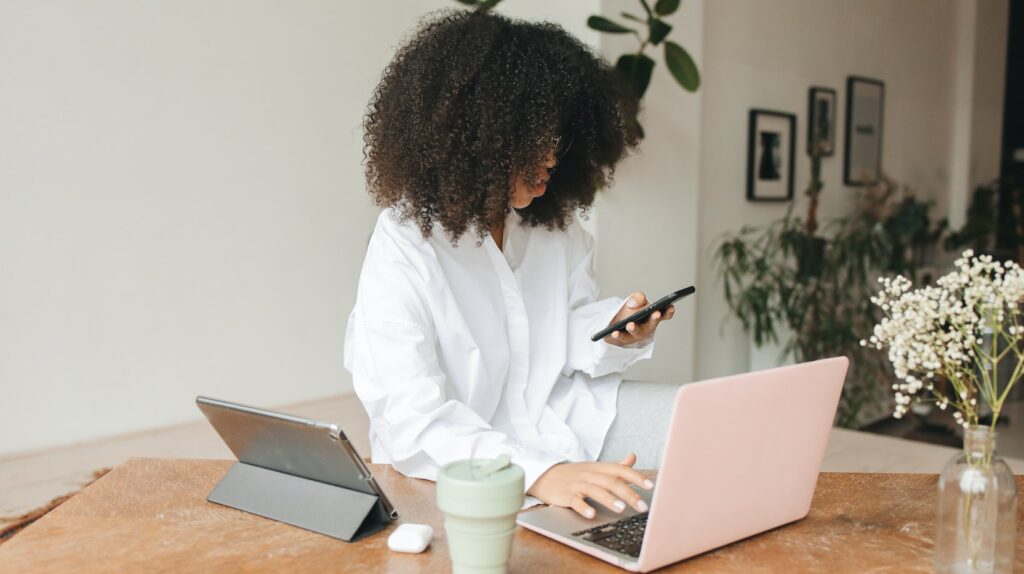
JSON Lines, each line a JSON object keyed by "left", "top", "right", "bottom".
{"left": 527, "top": 453, "right": 654, "bottom": 519}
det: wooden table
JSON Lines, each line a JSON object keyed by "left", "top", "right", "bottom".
{"left": 0, "top": 458, "right": 1021, "bottom": 573}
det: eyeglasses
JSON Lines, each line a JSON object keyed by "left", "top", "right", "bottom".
{"left": 535, "top": 132, "right": 574, "bottom": 160}
{"left": 521, "top": 132, "right": 575, "bottom": 188}
{"left": 553, "top": 132, "right": 574, "bottom": 161}
{"left": 544, "top": 132, "right": 574, "bottom": 180}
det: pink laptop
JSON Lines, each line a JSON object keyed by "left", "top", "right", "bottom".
{"left": 516, "top": 357, "right": 849, "bottom": 572}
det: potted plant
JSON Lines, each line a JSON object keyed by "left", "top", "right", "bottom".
{"left": 945, "top": 177, "right": 1024, "bottom": 266}
{"left": 715, "top": 140, "right": 945, "bottom": 426}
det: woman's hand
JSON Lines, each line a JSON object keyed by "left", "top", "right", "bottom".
{"left": 526, "top": 453, "right": 654, "bottom": 519}
{"left": 604, "top": 291, "right": 675, "bottom": 347}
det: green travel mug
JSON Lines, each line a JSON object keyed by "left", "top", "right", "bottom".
{"left": 436, "top": 455, "right": 525, "bottom": 574}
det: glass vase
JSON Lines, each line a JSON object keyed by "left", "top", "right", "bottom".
{"left": 934, "top": 425, "right": 1018, "bottom": 573}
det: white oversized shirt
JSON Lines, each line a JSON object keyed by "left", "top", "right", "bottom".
{"left": 344, "top": 207, "right": 655, "bottom": 491}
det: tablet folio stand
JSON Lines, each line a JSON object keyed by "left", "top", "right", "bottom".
{"left": 208, "top": 462, "right": 391, "bottom": 542}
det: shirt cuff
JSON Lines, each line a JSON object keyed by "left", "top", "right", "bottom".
{"left": 507, "top": 447, "right": 566, "bottom": 500}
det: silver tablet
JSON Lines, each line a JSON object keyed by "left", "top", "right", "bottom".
{"left": 196, "top": 395, "right": 397, "bottom": 520}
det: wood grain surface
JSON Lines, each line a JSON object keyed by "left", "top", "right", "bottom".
{"left": 0, "top": 458, "right": 1021, "bottom": 573}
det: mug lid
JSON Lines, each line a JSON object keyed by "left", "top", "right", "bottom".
{"left": 441, "top": 455, "right": 523, "bottom": 485}
{"left": 437, "top": 456, "right": 525, "bottom": 514}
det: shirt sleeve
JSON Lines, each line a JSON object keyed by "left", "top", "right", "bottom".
{"left": 563, "top": 219, "right": 655, "bottom": 378}
{"left": 344, "top": 230, "right": 563, "bottom": 492}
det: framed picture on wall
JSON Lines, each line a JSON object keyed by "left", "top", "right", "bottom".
{"left": 747, "top": 109, "right": 796, "bottom": 202}
{"left": 844, "top": 76, "right": 885, "bottom": 185}
{"left": 807, "top": 87, "right": 836, "bottom": 156}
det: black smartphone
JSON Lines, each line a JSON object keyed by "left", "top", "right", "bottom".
{"left": 590, "top": 286, "right": 695, "bottom": 342}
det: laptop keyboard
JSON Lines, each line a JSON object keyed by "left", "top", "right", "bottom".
{"left": 572, "top": 512, "right": 648, "bottom": 558}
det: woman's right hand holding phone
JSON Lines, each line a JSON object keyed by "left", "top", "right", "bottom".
{"left": 526, "top": 453, "right": 654, "bottom": 518}
{"left": 604, "top": 291, "right": 676, "bottom": 347}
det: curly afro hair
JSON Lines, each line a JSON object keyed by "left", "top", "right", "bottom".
{"left": 362, "top": 9, "right": 640, "bottom": 242}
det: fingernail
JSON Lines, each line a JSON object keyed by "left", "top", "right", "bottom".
{"left": 627, "top": 298, "right": 637, "bottom": 308}
{"left": 644, "top": 479, "right": 654, "bottom": 489}
{"left": 636, "top": 500, "right": 649, "bottom": 512}
{"left": 585, "top": 508, "right": 595, "bottom": 518}
{"left": 613, "top": 500, "right": 625, "bottom": 512}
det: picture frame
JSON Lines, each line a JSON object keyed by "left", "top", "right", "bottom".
{"left": 807, "top": 87, "right": 837, "bottom": 157}
{"left": 747, "top": 109, "right": 796, "bottom": 202}
{"left": 844, "top": 76, "right": 885, "bottom": 186}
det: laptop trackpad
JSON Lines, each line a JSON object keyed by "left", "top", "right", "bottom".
{"left": 517, "top": 484, "right": 653, "bottom": 534}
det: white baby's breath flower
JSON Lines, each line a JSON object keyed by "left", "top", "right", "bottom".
{"left": 868, "top": 250, "right": 1023, "bottom": 424}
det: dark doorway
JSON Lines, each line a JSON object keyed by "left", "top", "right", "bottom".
{"left": 1001, "top": 1, "right": 1024, "bottom": 179}
{"left": 997, "top": 1, "right": 1023, "bottom": 264}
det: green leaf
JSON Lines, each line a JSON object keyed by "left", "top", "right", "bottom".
{"left": 648, "top": 18, "right": 672, "bottom": 44}
{"left": 621, "top": 11, "right": 645, "bottom": 23}
{"left": 587, "top": 16, "right": 635, "bottom": 34}
{"left": 664, "top": 40, "right": 700, "bottom": 91}
{"left": 639, "top": 0, "right": 654, "bottom": 18}
{"left": 615, "top": 53, "right": 655, "bottom": 98}
{"left": 654, "top": 0, "right": 681, "bottom": 15}
{"left": 454, "top": 0, "right": 477, "bottom": 5}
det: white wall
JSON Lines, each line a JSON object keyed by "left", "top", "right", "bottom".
{"left": 1, "top": 0, "right": 1006, "bottom": 455}
{"left": 694, "top": 0, "right": 974, "bottom": 380}
{"left": 967, "top": 0, "right": 1009, "bottom": 189}
{"left": 595, "top": 0, "right": 703, "bottom": 384}
{"left": 949, "top": 0, "right": 1008, "bottom": 229}
{"left": 0, "top": 0, "right": 598, "bottom": 456}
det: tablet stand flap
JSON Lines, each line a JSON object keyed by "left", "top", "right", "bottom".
{"left": 207, "top": 462, "right": 386, "bottom": 542}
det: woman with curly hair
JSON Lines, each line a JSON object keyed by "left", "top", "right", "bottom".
{"left": 344, "top": 9, "right": 676, "bottom": 519}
